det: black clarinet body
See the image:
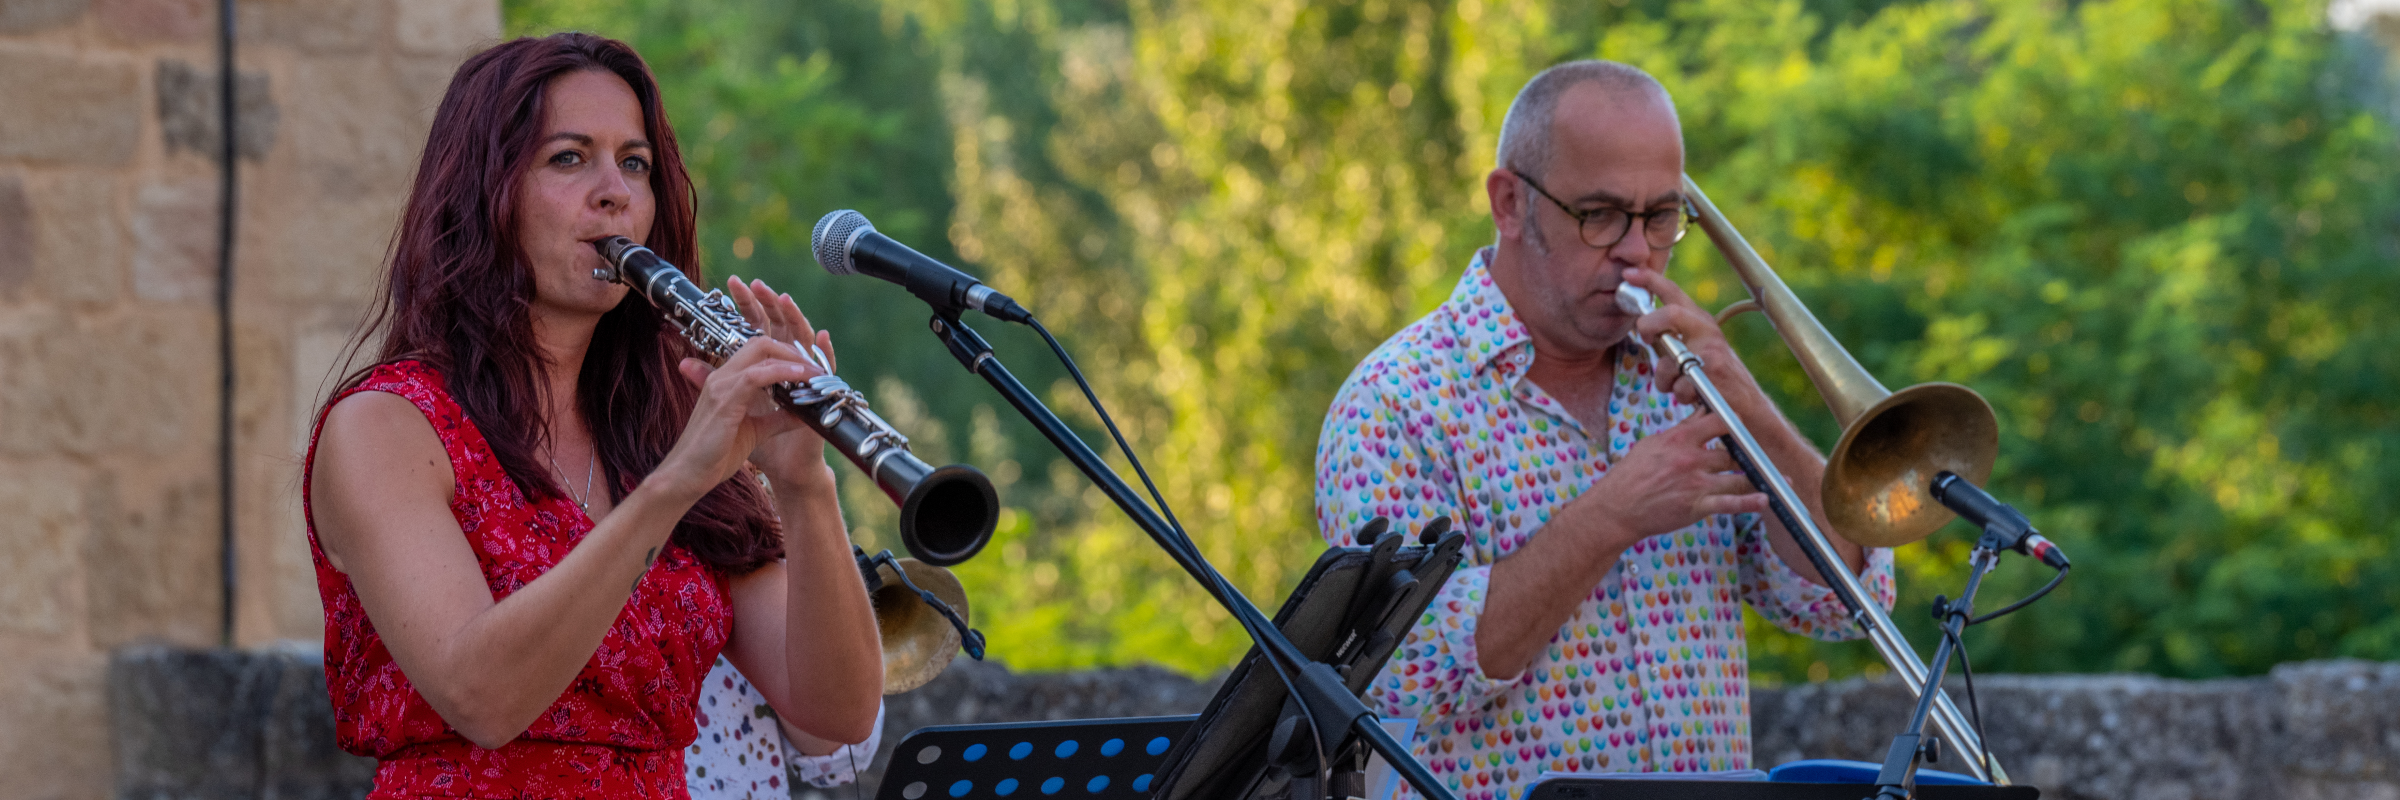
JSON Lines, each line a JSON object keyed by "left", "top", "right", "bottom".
{"left": 593, "top": 236, "right": 997, "bottom": 566}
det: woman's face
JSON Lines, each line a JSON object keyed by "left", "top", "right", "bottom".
{"left": 517, "top": 68, "right": 653, "bottom": 323}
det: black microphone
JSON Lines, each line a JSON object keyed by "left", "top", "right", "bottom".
{"left": 811, "top": 210, "right": 1032, "bottom": 323}
{"left": 1931, "top": 471, "right": 2069, "bottom": 570}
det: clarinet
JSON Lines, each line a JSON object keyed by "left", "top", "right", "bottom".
{"left": 592, "top": 236, "right": 998, "bottom": 566}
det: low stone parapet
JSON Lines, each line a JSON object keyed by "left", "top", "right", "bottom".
{"left": 106, "top": 644, "right": 2400, "bottom": 799}
{"left": 1752, "top": 660, "right": 2400, "bottom": 800}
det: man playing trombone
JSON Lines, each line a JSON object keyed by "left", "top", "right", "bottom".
{"left": 1313, "top": 60, "right": 1895, "bottom": 799}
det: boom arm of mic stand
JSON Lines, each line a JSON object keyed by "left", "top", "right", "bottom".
{"left": 924, "top": 313, "right": 1459, "bottom": 800}
{"left": 1656, "top": 333, "right": 2009, "bottom": 786}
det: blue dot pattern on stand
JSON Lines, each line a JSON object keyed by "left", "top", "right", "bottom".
{"left": 964, "top": 744, "right": 987, "bottom": 761}
{"left": 1041, "top": 776, "right": 1064, "bottom": 795}
{"left": 1100, "top": 738, "right": 1124, "bottom": 757}
{"left": 996, "top": 778, "right": 1019, "bottom": 796}
{"left": 1133, "top": 775, "right": 1153, "bottom": 792}
{"left": 1010, "top": 742, "right": 1032, "bottom": 760}
{"left": 1146, "top": 737, "right": 1170, "bottom": 756}
{"left": 949, "top": 780, "right": 972, "bottom": 798}
{"left": 1086, "top": 776, "right": 1109, "bottom": 793}
{"left": 1313, "top": 249, "right": 1900, "bottom": 800}
{"left": 1054, "top": 740, "right": 1078, "bottom": 758}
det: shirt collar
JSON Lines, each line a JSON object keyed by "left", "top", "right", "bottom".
{"left": 1443, "top": 247, "right": 1538, "bottom": 380}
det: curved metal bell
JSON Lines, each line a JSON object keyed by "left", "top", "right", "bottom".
{"left": 1685, "top": 176, "right": 1999, "bottom": 547}
{"left": 870, "top": 557, "right": 971, "bottom": 695}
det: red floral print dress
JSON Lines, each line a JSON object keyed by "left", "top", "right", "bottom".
{"left": 304, "top": 361, "right": 732, "bottom": 798}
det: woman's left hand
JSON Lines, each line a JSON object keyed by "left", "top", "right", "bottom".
{"left": 724, "top": 277, "right": 839, "bottom": 489}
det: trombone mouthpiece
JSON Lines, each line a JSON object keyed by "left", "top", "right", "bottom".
{"left": 1616, "top": 284, "right": 1656, "bottom": 315}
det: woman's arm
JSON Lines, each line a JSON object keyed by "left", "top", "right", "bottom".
{"left": 717, "top": 474, "right": 883, "bottom": 745}
{"left": 716, "top": 277, "right": 885, "bottom": 745}
{"left": 313, "top": 336, "right": 824, "bottom": 750}
{"left": 313, "top": 393, "right": 706, "bottom": 749}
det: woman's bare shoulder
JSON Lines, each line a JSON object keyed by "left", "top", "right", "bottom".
{"left": 320, "top": 390, "right": 448, "bottom": 470}
{"left": 313, "top": 390, "right": 459, "bottom": 571}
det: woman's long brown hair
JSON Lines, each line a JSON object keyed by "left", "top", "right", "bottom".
{"left": 339, "top": 32, "right": 782, "bottom": 573}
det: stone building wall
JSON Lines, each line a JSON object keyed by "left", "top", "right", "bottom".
{"left": 0, "top": 0, "right": 498, "bottom": 795}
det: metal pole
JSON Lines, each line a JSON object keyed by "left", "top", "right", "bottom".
{"left": 215, "top": 0, "right": 239, "bottom": 648}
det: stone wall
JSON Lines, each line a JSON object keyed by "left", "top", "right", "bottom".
{"left": 0, "top": 1, "right": 498, "bottom": 796}
{"left": 1752, "top": 661, "right": 2400, "bottom": 800}
{"left": 103, "top": 648, "right": 2400, "bottom": 800}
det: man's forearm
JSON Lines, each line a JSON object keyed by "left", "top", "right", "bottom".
{"left": 1474, "top": 511, "right": 1629, "bottom": 680}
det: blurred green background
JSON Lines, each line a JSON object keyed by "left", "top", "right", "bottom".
{"left": 507, "top": 0, "right": 2400, "bottom": 684}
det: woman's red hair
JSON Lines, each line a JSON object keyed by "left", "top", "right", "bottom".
{"left": 342, "top": 32, "right": 781, "bottom": 573}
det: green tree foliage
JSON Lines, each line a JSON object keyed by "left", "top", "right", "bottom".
{"left": 507, "top": 0, "right": 2400, "bottom": 681}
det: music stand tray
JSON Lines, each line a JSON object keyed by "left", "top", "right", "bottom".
{"left": 876, "top": 715, "right": 1197, "bottom": 799}
{"left": 1524, "top": 779, "right": 2039, "bottom": 800}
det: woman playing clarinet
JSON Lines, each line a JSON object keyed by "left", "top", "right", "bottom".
{"left": 302, "top": 31, "right": 881, "bottom": 797}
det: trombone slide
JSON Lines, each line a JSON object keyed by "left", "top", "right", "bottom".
{"left": 1616, "top": 284, "right": 2008, "bottom": 785}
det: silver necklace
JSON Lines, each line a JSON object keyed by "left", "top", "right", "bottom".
{"left": 549, "top": 449, "right": 596, "bottom": 511}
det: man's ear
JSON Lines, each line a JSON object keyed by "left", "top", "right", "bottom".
{"left": 1486, "top": 169, "right": 1524, "bottom": 242}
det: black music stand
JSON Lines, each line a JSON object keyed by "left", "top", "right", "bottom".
{"left": 1148, "top": 523, "right": 1465, "bottom": 800}
{"left": 877, "top": 715, "right": 1196, "bottom": 800}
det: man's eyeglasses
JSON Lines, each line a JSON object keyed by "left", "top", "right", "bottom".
{"left": 1512, "top": 169, "right": 1692, "bottom": 250}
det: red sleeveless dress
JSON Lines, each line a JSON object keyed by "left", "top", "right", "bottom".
{"left": 304, "top": 361, "right": 732, "bottom": 798}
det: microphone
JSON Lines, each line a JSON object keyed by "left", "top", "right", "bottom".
{"left": 811, "top": 210, "right": 1032, "bottom": 323}
{"left": 1931, "top": 472, "right": 2069, "bottom": 570}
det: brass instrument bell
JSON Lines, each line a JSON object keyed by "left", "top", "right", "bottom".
{"left": 1682, "top": 176, "right": 2000, "bottom": 548}
{"left": 857, "top": 548, "right": 984, "bottom": 694}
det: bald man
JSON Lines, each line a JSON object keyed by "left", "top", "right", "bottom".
{"left": 1313, "top": 60, "right": 1895, "bottom": 800}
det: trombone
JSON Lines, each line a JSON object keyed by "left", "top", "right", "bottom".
{"left": 1638, "top": 175, "right": 2010, "bottom": 784}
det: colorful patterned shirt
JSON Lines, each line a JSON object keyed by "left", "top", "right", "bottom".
{"left": 1314, "top": 249, "right": 1896, "bottom": 800}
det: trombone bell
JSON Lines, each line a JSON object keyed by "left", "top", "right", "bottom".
{"left": 1682, "top": 175, "right": 1998, "bottom": 547}
{"left": 870, "top": 557, "right": 972, "bottom": 694}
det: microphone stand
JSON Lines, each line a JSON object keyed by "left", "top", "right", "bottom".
{"left": 1865, "top": 537, "right": 1998, "bottom": 800}
{"left": 923, "top": 311, "right": 1459, "bottom": 800}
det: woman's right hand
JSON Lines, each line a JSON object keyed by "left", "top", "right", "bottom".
{"left": 648, "top": 331, "right": 827, "bottom": 503}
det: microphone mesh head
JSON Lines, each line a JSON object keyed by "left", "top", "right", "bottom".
{"left": 811, "top": 210, "right": 873, "bottom": 276}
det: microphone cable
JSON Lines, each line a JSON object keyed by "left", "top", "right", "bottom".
{"left": 1946, "top": 558, "right": 2071, "bottom": 781}
{"left": 1023, "top": 315, "right": 1333, "bottom": 789}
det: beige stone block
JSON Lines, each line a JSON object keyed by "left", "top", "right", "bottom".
{"left": 96, "top": 0, "right": 208, "bottom": 42}
{"left": 0, "top": 174, "right": 29, "bottom": 300}
{"left": 394, "top": 0, "right": 497, "bottom": 57}
{"left": 288, "top": 319, "right": 359, "bottom": 450}
{"left": 0, "top": 306, "right": 216, "bottom": 457}
{"left": 132, "top": 178, "right": 218, "bottom": 304}
{"left": 0, "top": 463, "right": 88, "bottom": 636}
{"left": 285, "top": 57, "right": 426, "bottom": 195}
{"left": 30, "top": 171, "right": 128, "bottom": 307}
{"left": 0, "top": 47, "right": 142, "bottom": 167}
{"left": 0, "top": 648, "right": 108, "bottom": 800}
{"left": 0, "top": 0, "right": 86, "bottom": 34}
{"left": 394, "top": 53, "right": 467, "bottom": 122}
{"left": 238, "top": 0, "right": 383, "bottom": 55}
{"left": 265, "top": 190, "right": 398, "bottom": 305}
{"left": 82, "top": 465, "right": 221, "bottom": 649}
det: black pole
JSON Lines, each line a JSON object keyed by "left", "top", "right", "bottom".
{"left": 216, "top": 0, "right": 239, "bottom": 647}
{"left": 925, "top": 313, "right": 1459, "bottom": 800}
{"left": 1869, "top": 545, "right": 1998, "bottom": 799}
